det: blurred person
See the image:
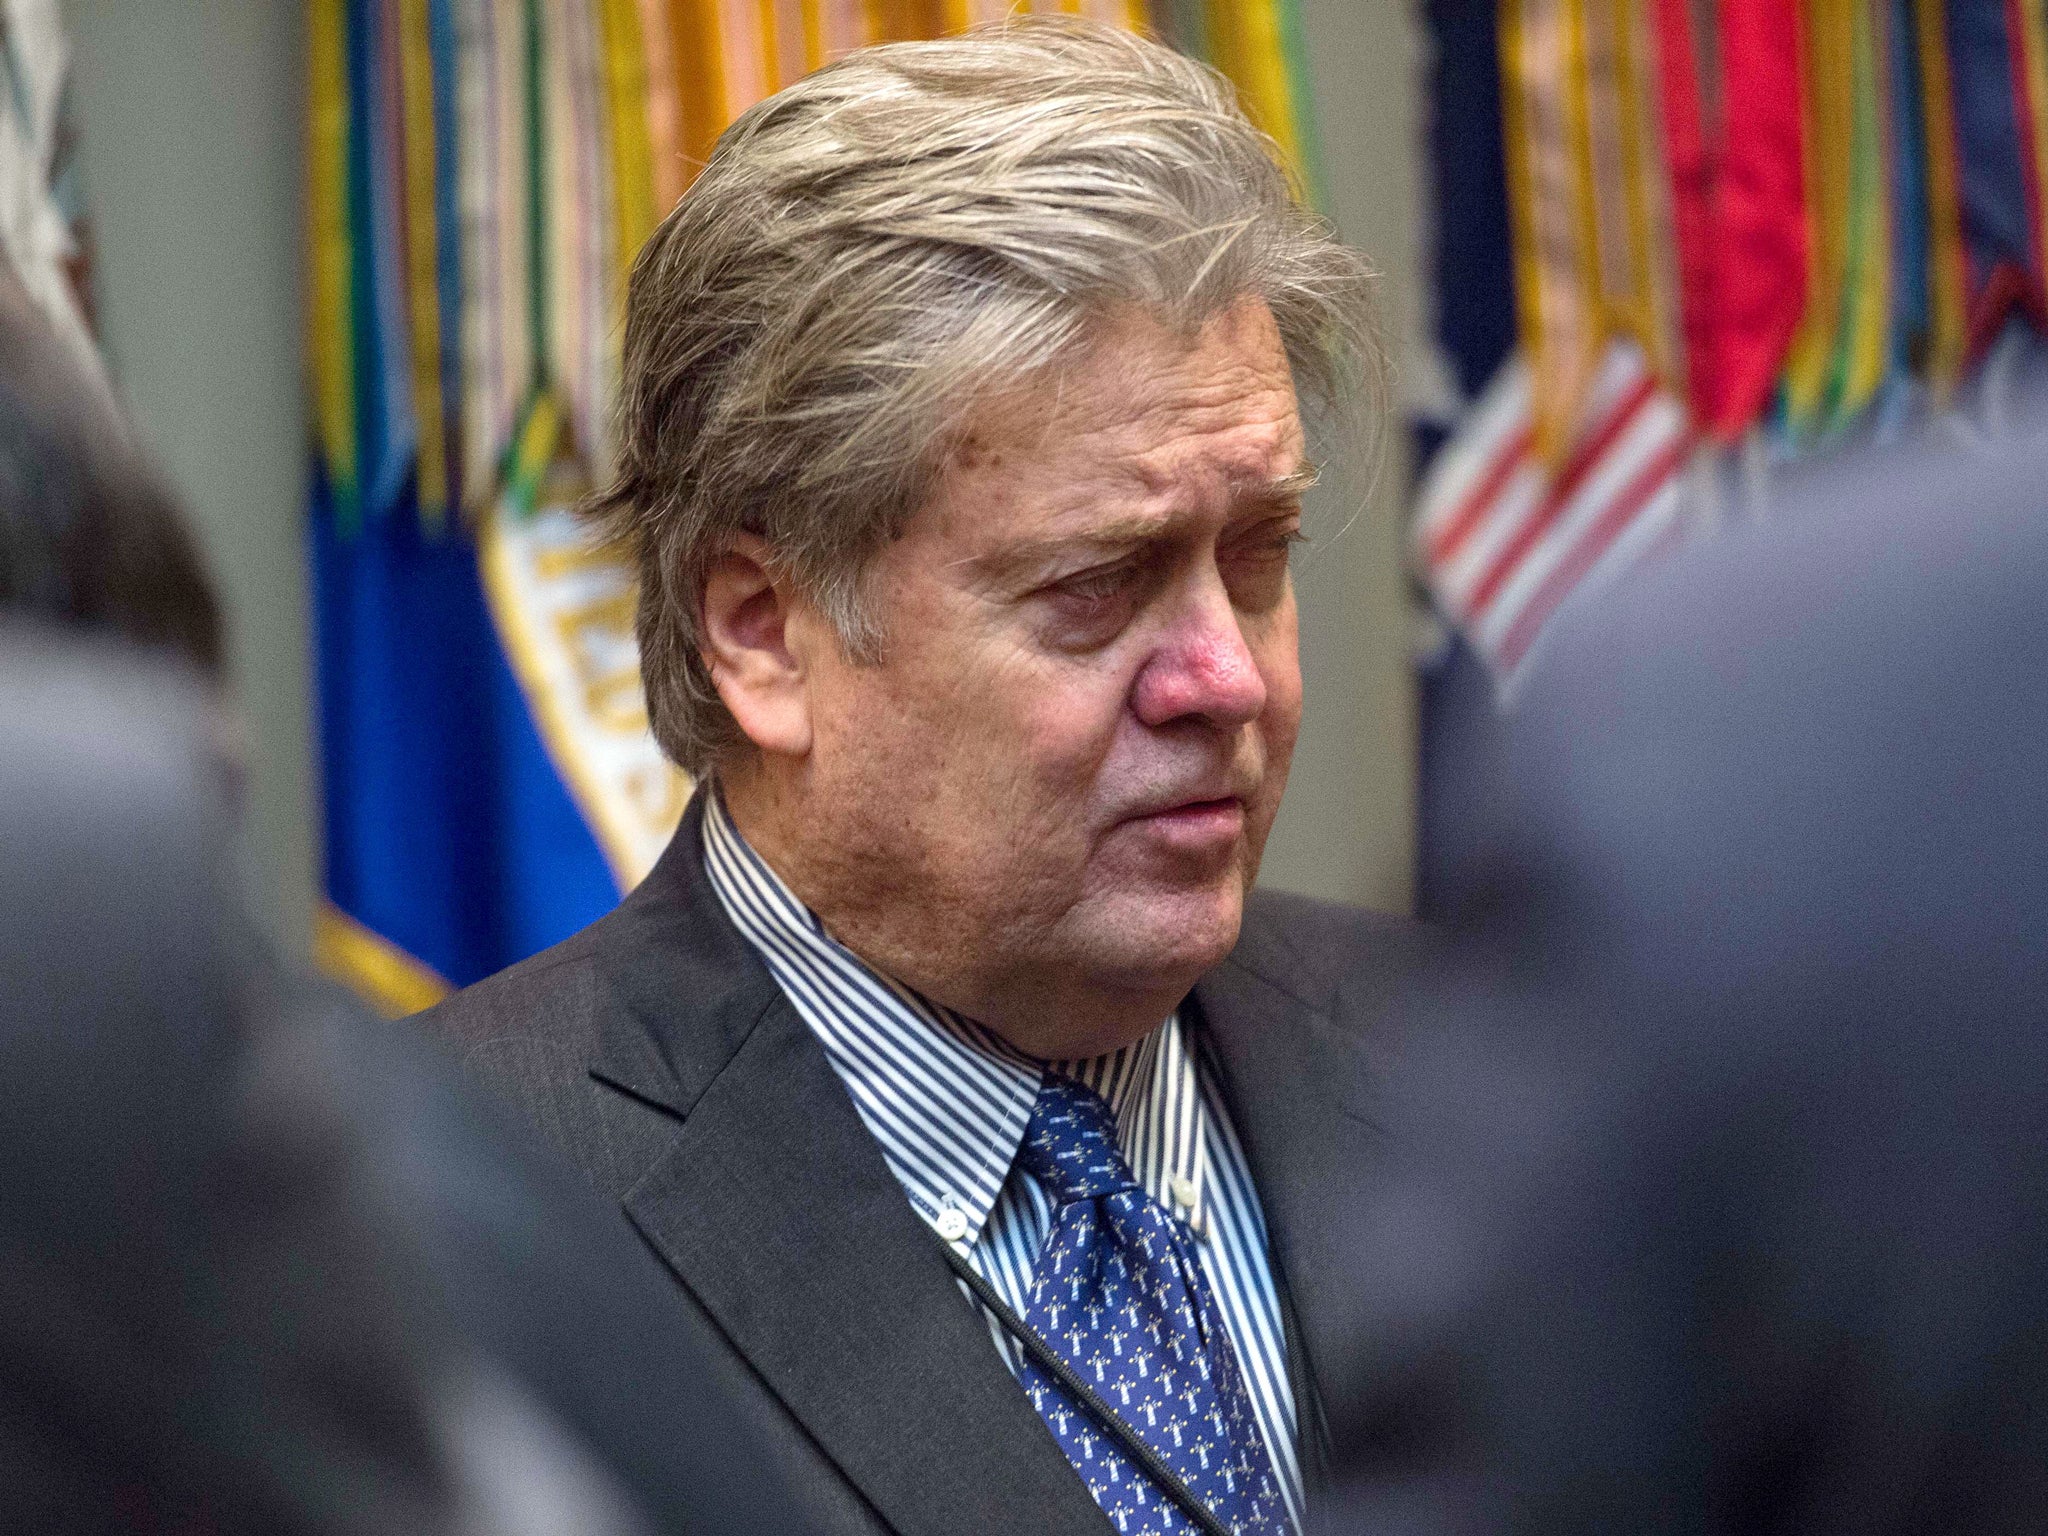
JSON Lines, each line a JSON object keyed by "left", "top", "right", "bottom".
{"left": 0, "top": 336, "right": 220, "bottom": 671}
{"left": 421, "top": 19, "right": 1430, "bottom": 1536}
{"left": 0, "top": 277, "right": 804, "bottom": 1532}
{"left": 1319, "top": 421, "right": 2048, "bottom": 1532}
{"left": 0, "top": 634, "right": 640, "bottom": 1535}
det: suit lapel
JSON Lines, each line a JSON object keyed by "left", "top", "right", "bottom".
{"left": 586, "top": 798, "right": 1110, "bottom": 1536}
{"left": 1190, "top": 939, "right": 1385, "bottom": 1497}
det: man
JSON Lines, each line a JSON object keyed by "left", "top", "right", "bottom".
{"left": 0, "top": 275, "right": 794, "bottom": 1533}
{"left": 421, "top": 19, "right": 1426, "bottom": 1536}
{"left": 1320, "top": 419, "right": 2048, "bottom": 1531}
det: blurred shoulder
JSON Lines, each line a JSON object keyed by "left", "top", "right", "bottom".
{"left": 1230, "top": 887, "right": 1437, "bottom": 1020}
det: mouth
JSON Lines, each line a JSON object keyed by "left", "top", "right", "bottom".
{"left": 1124, "top": 794, "right": 1247, "bottom": 851}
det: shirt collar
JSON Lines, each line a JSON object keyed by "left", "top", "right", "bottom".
{"left": 699, "top": 785, "right": 1207, "bottom": 1244}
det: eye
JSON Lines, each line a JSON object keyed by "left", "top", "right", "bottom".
{"left": 1035, "top": 559, "right": 1147, "bottom": 651}
{"left": 1221, "top": 523, "right": 1304, "bottom": 612}
{"left": 1251, "top": 527, "right": 1306, "bottom": 559}
{"left": 1055, "top": 563, "right": 1138, "bottom": 604}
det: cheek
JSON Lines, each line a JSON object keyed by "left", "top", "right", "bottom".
{"left": 1012, "top": 660, "right": 1131, "bottom": 780}
{"left": 837, "top": 627, "right": 1130, "bottom": 819}
{"left": 1254, "top": 607, "right": 1303, "bottom": 768}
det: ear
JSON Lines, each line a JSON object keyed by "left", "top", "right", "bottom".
{"left": 698, "top": 533, "right": 814, "bottom": 760}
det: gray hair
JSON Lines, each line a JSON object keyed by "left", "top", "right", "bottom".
{"left": 587, "top": 15, "right": 1379, "bottom": 775}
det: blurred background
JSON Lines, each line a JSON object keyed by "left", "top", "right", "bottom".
{"left": 46, "top": 0, "right": 2044, "bottom": 1014}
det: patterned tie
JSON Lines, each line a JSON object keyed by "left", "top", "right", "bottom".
{"left": 1014, "top": 1075, "right": 1287, "bottom": 1535}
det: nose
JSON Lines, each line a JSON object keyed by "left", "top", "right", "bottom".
{"left": 1130, "top": 579, "right": 1268, "bottom": 731}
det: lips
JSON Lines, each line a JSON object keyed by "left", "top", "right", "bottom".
{"left": 1125, "top": 780, "right": 1254, "bottom": 822}
{"left": 1141, "top": 795, "right": 1242, "bottom": 819}
{"left": 1123, "top": 794, "right": 1247, "bottom": 850}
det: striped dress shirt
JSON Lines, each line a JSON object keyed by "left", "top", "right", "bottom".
{"left": 701, "top": 790, "right": 1304, "bottom": 1531}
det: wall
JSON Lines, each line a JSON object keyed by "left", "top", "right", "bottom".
{"left": 62, "top": 0, "right": 1419, "bottom": 967}
{"left": 66, "top": 0, "right": 316, "bottom": 957}
{"left": 1258, "top": 0, "right": 1421, "bottom": 914}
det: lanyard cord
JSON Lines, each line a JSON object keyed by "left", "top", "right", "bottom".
{"left": 933, "top": 1234, "right": 1238, "bottom": 1536}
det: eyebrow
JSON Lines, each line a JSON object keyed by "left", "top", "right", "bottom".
{"left": 1253, "top": 463, "right": 1323, "bottom": 500}
{"left": 964, "top": 462, "right": 1321, "bottom": 587}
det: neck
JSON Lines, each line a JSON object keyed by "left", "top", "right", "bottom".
{"left": 714, "top": 765, "right": 1185, "bottom": 1059}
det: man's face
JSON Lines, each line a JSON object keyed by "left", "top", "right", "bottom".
{"left": 783, "top": 299, "right": 1306, "bottom": 1054}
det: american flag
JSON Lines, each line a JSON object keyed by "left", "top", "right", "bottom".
{"left": 1414, "top": 339, "right": 1696, "bottom": 683}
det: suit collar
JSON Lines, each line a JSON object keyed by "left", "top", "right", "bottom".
{"left": 586, "top": 792, "right": 776, "bottom": 1119}
{"left": 586, "top": 792, "right": 1112, "bottom": 1536}
{"left": 697, "top": 785, "right": 1040, "bottom": 1246}
{"left": 1189, "top": 906, "right": 1386, "bottom": 1495}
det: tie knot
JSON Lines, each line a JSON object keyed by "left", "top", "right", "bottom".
{"left": 1019, "top": 1075, "right": 1138, "bottom": 1205}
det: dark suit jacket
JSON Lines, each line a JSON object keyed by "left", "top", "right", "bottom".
{"left": 420, "top": 792, "right": 1431, "bottom": 1536}
{"left": 1322, "top": 424, "right": 2048, "bottom": 1532}
{"left": 0, "top": 631, "right": 463, "bottom": 1535}
{"left": 0, "top": 627, "right": 799, "bottom": 1535}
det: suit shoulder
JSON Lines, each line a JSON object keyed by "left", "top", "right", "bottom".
{"left": 1232, "top": 888, "right": 1436, "bottom": 1016}
{"left": 406, "top": 909, "right": 689, "bottom": 1199}
{"left": 408, "top": 917, "right": 616, "bottom": 1118}
{"left": 414, "top": 919, "right": 606, "bottom": 1045}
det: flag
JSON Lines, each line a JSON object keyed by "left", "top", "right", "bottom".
{"left": 0, "top": 1, "right": 101, "bottom": 393}
{"left": 1934, "top": 0, "right": 2048, "bottom": 359}
{"left": 1418, "top": 0, "right": 1805, "bottom": 686}
{"left": 1155, "top": 0, "right": 1324, "bottom": 206}
{"left": 1418, "top": 0, "right": 2048, "bottom": 691}
{"left": 1414, "top": 338, "right": 1692, "bottom": 685}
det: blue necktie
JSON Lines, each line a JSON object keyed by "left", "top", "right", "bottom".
{"left": 1015, "top": 1075, "right": 1286, "bottom": 1535}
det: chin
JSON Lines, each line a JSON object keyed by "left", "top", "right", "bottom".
{"left": 1083, "top": 874, "right": 1247, "bottom": 992}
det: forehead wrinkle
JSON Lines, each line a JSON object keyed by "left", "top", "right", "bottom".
{"left": 954, "top": 465, "right": 1312, "bottom": 587}
{"left": 1113, "top": 444, "right": 1317, "bottom": 516}
{"left": 934, "top": 304, "right": 1309, "bottom": 583}
{"left": 944, "top": 441, "right": 1317, "bottom": 576}
{"left": 977, "top": 317, "right": 1297, "bottom": 464}
{"left": 1107, "top": 387, "right": 1304, "bottom": 488}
